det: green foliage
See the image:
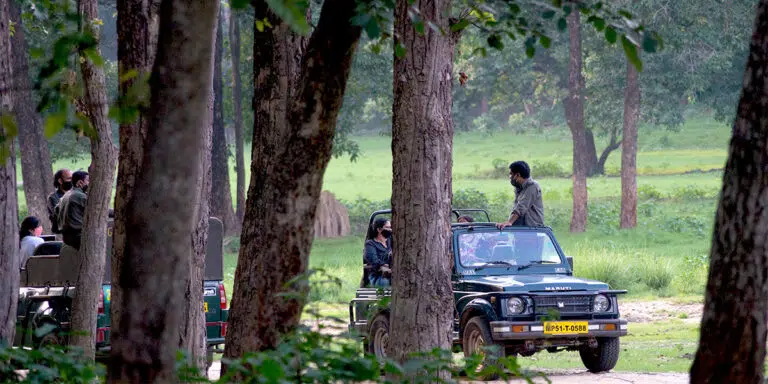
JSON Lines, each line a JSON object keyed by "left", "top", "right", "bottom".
{"left": 533, "top": 160, "right": 568, "bottom": 178}
{"left": 635, "top": 258, "right": 673, "bottom": 290}
{"left": 452, "top": 188, "right": 490, "bottom": 209}
{"left": 0, "top": 343, "right": 104, "bottom": 383}
{"left": 637, "top": 184, "right": 664, "bottom": 200}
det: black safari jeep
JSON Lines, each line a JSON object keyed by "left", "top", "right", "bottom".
{"left": 15, "top": 217, "right": 229, "bottom": 368}
{"left": 349, "top": 209, "right": 628, "bottom": 374}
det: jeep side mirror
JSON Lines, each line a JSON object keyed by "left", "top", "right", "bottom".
{"left": 566, "top": 256, "right": 574, "bottom": 270}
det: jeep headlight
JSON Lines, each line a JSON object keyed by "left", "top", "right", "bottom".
{"left": 506, "top": 297, "right": 525, "bottom": 315}
{"left": 593, "top": 294, "right": 610, "bottom": 312}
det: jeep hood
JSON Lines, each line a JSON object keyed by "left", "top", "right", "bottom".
{"left": 458, "top": 274, "right": 610, "bottom": 292}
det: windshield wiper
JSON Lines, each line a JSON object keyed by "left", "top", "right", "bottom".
{"left": 474, "top": 260, "right": 517, "bottom": 271}
{"left": 516, "top": 260, "right": 558, "bottom": 271}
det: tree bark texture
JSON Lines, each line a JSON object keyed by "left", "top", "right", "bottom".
{"left": 211, "top": 10, "right": 237, "bottom": 235}
{"left": 595, "top": 128, "right": 621, "bottom": 176}
{"left": 111, "top": 0, "right": 159, "bottom": 346}
{"left": 108, "top": 0, "right": 218, "bottom": 381}
{"left": 223, "top": 0, "right": 361, "bottom": 360}
{"left": 177, "top": 10, "right": 216, "bottom": 372}
{"left": 690, "top": 2, "right": 768, "bottom": 382}
{"left": 565, "top": 12, "right": 588, "bottom": 233}
{"left": 620, "top": 59, "right": 640, "bottom": 229}
{"left": 584, "top": 128, "right": 599, "bottom": 176}
{"left": 10, "top": 0, "right": 53, "bottom": 229}
{"left": 70, "top": 0, "right": 119, "bottom": 360}
{"left": 229, "top": 12, "right": 246, "bottom": 223}
{"left": 0, "top": 0, "right": 19, "bottom": 345}
{"left": 389, "top": 0, "right": 457, "bottom": 366}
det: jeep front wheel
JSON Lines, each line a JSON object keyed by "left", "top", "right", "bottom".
{"left": 368, "top": 314, "right": 390, "bottom": 361}
{"left": 579, "top": 337, "right": 620, "bottom": 373}
{"left": 462, "top": 317, "right": 504, "bottom": 380}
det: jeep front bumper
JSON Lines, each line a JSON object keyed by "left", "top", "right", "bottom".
{"left": 489, "top": 318, "right": 628, "bottom": 340}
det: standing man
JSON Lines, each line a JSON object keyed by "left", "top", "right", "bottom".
{"left": 56, "top": 170, "right": 89, "bottom": 249}
{"left": 496, "top": 161, "right": 545, "bottom": 229}
{"left": 47, "top": 169, "right": 72, "bottom": 234}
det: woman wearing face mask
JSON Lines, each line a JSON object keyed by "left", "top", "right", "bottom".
{"left": 19, "top": 216, "right": 45, "bottom": 268}
{"left": 364, "top": 218, "right": 392, "bottom": 287}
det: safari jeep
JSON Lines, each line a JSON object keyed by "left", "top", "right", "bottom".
{"left": 14, "top": 217, "right": 229, "bottom": 368}
{"left": 349, "top": 209, "right": 628, "bottom": 375}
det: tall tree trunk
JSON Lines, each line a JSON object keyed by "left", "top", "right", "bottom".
{"left": 620, "top": 59, "right": 640, "bottom": 229}
{"left": 565, "top": 12, "right": 588, "bottom": 233}
{"left": 110, "top": 0, "right": 159, "bottom": 352}
{"left": 69, "top": 0, "right": 118, "bottom": 360}
{"left": 223, "top": 0, "right": 360, "bottom": 362}
{"left": 108, "top": 0, "right": 218, "bottom": 380}
{"left": 0, "top": 0, "right": 19, "bottom": 345}
{"left": 229, "top": 11, "right": 245, "bottom": 223}
{"left": 211, "top": 9, "right": 237, "bottom": 235}
{"left": 389, "top": 0, "right": 457, "bottom": 367}
{"left": 690, "top": 2, "right": 768, "bottom": 382}
{"left": 177, "top": 12, "right": 216, "bottom": 373}
{"left": 10, "top": 0, "right": 53, "bottom": 229}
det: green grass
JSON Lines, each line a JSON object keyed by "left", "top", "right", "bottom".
{"left": 517, "top": 320, "right": 699, "bottom": 373}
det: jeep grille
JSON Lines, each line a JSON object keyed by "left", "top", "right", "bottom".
{"left": 534, "top": 295, "right": 592, "bottom": 314}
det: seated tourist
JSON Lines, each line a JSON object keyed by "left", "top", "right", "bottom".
{"left": 457, "top": 215, "right": 474, "bottom": 223}
{"left": 364, "top": 218, "right": 392, "bottom": 287}
{"left": 19, "top": 216, "right": 44, "bottom": 268}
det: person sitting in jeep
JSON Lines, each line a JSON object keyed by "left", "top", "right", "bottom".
{"left": 364, "top": 218, "right": 392, "bottom": 287}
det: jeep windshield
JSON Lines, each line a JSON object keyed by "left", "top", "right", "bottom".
{"left": 457, "top": 230, "right": 563, "bottom": 271}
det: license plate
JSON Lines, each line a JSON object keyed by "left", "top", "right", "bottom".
{"left": 204, "top": 302, "right": 208, "bottom": 313}
{"left": 543, "top": 321, "right": 588, "bottom": 335}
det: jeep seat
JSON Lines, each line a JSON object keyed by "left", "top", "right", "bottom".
{"left": 23, "top": 244, "right": 80, "bottom": 287}
{"left": 492, "top": 244, "right": 515, "bottom": 261}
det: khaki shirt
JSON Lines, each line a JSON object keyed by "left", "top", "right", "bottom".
{"left": 510, "top": 178, "right": 545, "bottom": 227}
{"left": 57, "top": 188, "right": 87, "bottom": 232}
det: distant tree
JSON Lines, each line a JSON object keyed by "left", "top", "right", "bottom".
{"left": 690, "top": 0, "right": 768, "bottom": 381}
{"left": 10, "top": 0, "right": 53, "bottom": 229}
{"left": 565, "top": 11, "right": 588, "bottom": 233}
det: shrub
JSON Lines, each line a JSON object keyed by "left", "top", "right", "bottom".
{"left": 533, "top": 161, "right": 568, "bottom": 178}
{"left": 487, "top": 158, "right": 509, "bottom": 179}
{"left": 638, "top": 184, "right": 665, "bottom": 201}
{"left": 453, "top": 188, "right": 490, "bottom": 210}
{"left": 676, "top": 253, "right": 710, "bottom": 295}
{"left": 632, "top": 257, "right": 674, "bottom": 291}
{"left": 342, "top": 197, "right": 390, "bottom": 233}
{"left": 0, "top": 344, "right": 104, "bottom": 383}
{"left": 661, "top": 215, "right": 709, "bottom": 238}
{"left": 572, "top": 246, "right": 631, "bottom": 290}
{"left": 671, "top": 185, "right": 713, "bottom": 200}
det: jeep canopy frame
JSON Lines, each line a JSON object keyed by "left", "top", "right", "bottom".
{"left": 365, "top": 208, "right": 492, "bottom": 240}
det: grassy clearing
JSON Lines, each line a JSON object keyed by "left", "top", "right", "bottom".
{"left": 517, "top": 320, "right": 699, "bottom": 373}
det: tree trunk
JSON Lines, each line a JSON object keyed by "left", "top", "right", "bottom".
{"left": 565, "top": 12, "right": 588, "bottom": 233}
{"left": 108, "top": 0, "right": 218, "bottom": 380}
{"left": 223, "top": 0, "right": 360, "bottom": 362}
{"left": 10, "top": 0, "right": 53, "bottom": 229}
{"left": 595, "top": 128, "right": 621, "bottom": 175}
{"left": 229, "top": 11, "right": 245, "bottom": 223}
{"left": 620, "top": 59, "right": 640, "bottom": 229}
{"left": 584, "top": 128, "right": 599, "bottom": 176}
{"left": 177, "top": 11, "right": 216, "bottom": 373}
{"left": 111, "top": 0, "right": 159, "bottom": 351}
{"left": 0, "top": 0, "right": 18, "bottom": 344}
{"left": 211, "top": 9, "right": 237, "bottom": 235}
{"left": 69, "top": 0, "right": 118, "bottom": 360}
{"left": 690, "top": 2, "right": 768, "bottom": 382}
{"left": 389, "top": 0, "right": 456, "bottom": 367}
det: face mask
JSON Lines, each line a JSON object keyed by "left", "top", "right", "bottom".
{"left": 510, "top": 177, "right": 521, "bottom": 188}
{"left": 382, "top": 229, "right": 392, "bottom": 238}
{"left": 81, "top": 184, "right": 89, "bottom": 193}
{"left": 61, "top": 181, "right": 72, "bottom": 191}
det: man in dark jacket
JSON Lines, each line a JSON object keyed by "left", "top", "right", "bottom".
{"left": 56, "top": 170, "right": 89, "bottom": 249}
{"left": 496, "top": 161, "right": 545, "bottom": 229}
{"left": 47, "top": 168, "right": 72, "bottom": 234}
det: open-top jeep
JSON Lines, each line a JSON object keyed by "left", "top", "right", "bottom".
{"left": 349, "top": 209, "right": 628, "bottom": 375}
{"left": 15, "top": 217, "right": 229, "bottom": 368}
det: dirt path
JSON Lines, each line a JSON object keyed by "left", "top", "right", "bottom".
{"left": 620, "top": 298, "right": 703, "bottom": 324}
{"left": 501, "top": 370, "right": 688, "bottom": 383}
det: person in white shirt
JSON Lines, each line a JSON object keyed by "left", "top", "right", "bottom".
{"left": 19, "top": 216, "right": 44, "bottom": 268}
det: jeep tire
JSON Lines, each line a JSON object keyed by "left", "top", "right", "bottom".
{"left": 579, "top": 337, "right": 620, "bottom": 373}
{"left": 368, "top": 314, "right": 390, "bottom": 361}
{"left": 462, "top": 316, "right": 504, "bottom": 380}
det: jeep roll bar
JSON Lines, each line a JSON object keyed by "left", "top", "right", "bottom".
{"left": 366, "top": 208, "right": 492, "bottom": 240}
